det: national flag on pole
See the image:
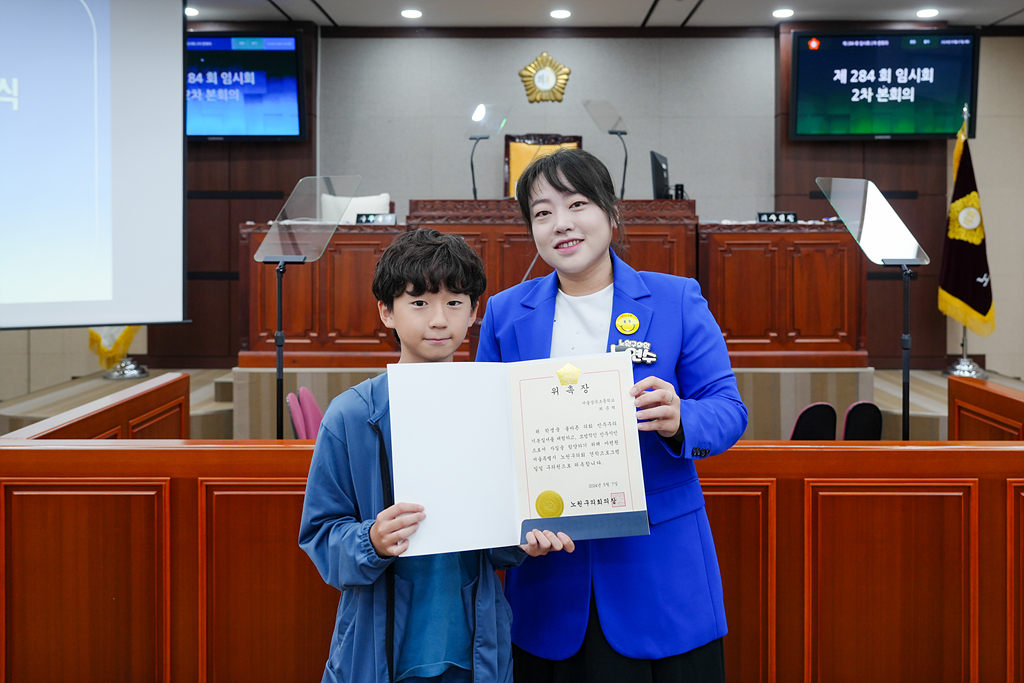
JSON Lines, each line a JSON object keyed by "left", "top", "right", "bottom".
{"left": 938, "top": 120, "right": 995, "bottom": 336}
{"left": 89, "top": 326, "right": 141, "bottom": 369}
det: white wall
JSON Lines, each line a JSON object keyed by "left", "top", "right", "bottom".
{"left": 317, "top": 36, "right": 776, "bottom": 223}
{"left": 945, "top": 37, "right": 1024, "bottom": 380}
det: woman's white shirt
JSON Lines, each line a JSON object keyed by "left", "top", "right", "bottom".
{"left": 549, "top": 283, "right": 614, "bottom": 358}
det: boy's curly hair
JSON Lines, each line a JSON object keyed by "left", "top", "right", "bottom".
{"left": 372, "top": 229, "right": 487, "bottom": 312}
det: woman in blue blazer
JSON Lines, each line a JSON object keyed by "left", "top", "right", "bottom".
{"left": 477, "top": 149, "right": 748, "bottom": 683}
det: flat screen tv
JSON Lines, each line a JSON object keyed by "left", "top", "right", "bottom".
{"left": 790, "top": 30, "right": 978, "bottom": 140}
{"left": 185, "top": 32, "right": 306, "bottom": 140}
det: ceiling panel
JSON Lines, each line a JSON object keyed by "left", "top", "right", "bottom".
{"left": 180, "top": 0, "right": 1024, "bottom": 28}
{"left": 307, "top": 0, "right": 655, "bottom": 27}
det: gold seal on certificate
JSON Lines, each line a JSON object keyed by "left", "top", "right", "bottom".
{"left": 535, "top": 490, "right": 564, "bottom": 518}
{"left": 556, "top": 363, "right": 581, "bottom": 385}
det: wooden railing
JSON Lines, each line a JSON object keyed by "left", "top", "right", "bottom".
{"left": 0, "top": 373, "right": 190, "bottom": 439}
{"left": 1, "top": 440, "right": 1023, "bottom": 681}
{"left": 948, "top": 375, "right": 1024, "bottom": 440}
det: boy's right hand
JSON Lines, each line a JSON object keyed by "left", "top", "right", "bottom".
{"left": 370, "top": 502, "right": 425, "bottom": 557}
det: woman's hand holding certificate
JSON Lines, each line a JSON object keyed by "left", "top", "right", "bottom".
{"left": 630, "top": 376, "right": 682, "bottom": 439}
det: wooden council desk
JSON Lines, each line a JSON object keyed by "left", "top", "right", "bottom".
{"left": 238, "top": 201, "right": 864, "bottom": 368}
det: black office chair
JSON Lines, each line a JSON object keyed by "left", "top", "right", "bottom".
{"left": 842, "top": 401, "right": 883, "bottom": 440}
{"left": 789, "top": 402, "right": 837, "bottom": 440}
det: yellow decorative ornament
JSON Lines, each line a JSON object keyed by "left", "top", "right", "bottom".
{"left": 556, "top": 363, "right": 581, "bottom": 386}
{"left": 947, "top": 191, "right": 985, "bottom": 245}
{"left": 535, "top": 490, "right": 564, "bottom": 518}
{"left": 519, "top": 52, "right": 571, "bottom": 103}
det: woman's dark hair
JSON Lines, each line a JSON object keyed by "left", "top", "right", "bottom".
{"left": 514, "top": 148, "right": 626, "bottom": 247}
{"left": 372, "top": 229, "right": 487, "bottom": 311}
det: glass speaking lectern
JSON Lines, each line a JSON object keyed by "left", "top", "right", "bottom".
{"left": 816, "top": 177, "right": 929, "bottom": 440}
{"left": 254, "top": 175, "right": 361, "bottom": 439}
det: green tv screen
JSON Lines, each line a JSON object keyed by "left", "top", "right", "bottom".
{"left": 791, "top": 31, "right": 978, "bottom": 140}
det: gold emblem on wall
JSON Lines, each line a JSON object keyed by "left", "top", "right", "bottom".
{"left": 519, "top": 52, "right": 571, "bottom": 103}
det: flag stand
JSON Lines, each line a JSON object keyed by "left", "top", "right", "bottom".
{"left": 944, "top": 325, "right": 988, "bottom": 379}
{"left": 939, "top": 105, "right": 993, "bottom": 380}
{"left": 103, "top": 357, "right": 149, "bottom": 380}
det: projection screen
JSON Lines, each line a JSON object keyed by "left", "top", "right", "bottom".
{"left": 0, "top": 0, "right": 185, "bottom": 329}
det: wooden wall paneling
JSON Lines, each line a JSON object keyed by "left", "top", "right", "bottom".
{"left": 703, "top": 479, "right": 776, "bottom": 683}
{"left": 785, "top": 237, "right": 853, "bottom": 346}
{"left": 707, "top": 235, "right": 779, "bottom": 345}
{"left": 862, "top": 140, "right": 947, "bottom": 199}
{"left": 948, "top": 376, "right": 1024, "bottom": 440}
{"left": 230, "top": 199, "right": 289, "bottom": 270}
{"left": 188, "top": 199, "right": 232, "bottom": 272}
{"left": 187, "top": 140, "right": 230, "bottom": 191}
{"left": 1009, "top": 480, "right": 1024, "bottom": 683}
{"left": 1, "top": 478, "right": 170, "bottom": 683}
{"left": 875, "top": 197, "right": 947, "bottom": 277}
{"left": 324, "top": 234, "right": 400, "bottom": 353}
{"left": 774, "top": 115, "right": 865, "bottom": 200}
{"left": 228, "top": 140, "right": 315, "bottom": 193}
{"left": 198, "top": 479, "right": 337, "bottom": 683}
{"left": 804, "top": 479, "right": 978, "bottom": 683}
{"left": 148, "top": 280, "right": 234, "bottom": 360}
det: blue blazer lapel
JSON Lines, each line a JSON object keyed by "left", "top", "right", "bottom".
{"left": 606, "top": 252, "right": 654, "bottom": 350}
{"left": 513, "top": 272, "right": 560, "bottom": 361}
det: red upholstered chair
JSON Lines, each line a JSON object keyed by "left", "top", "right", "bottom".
{"left": 286, "top": 392, "right": 307, "bottom": 439}
{"left": 789, "top": 402, "right": 837, "bottom": 440}
{"left": 298, "top": 386, "right": 324, "bottom": 439}
{"left": 842, "top": 401, "right": 883, "bottom": 440}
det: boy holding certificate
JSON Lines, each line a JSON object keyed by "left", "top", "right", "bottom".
{"left": 299, "top": 229, "right": 573, "bottom": 683}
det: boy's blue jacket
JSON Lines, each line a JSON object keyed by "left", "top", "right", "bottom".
{"left": 299, "top": 373, "right": 524, "bottom": 683}
{"left": 477, "top": 251, "right": 748, "bottom": 660}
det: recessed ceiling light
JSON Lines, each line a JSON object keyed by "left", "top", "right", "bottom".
{"left": 550, "top": 9, "right": 571, "bottom": 19}
{"left": 916, "top": 8, "right": 939, "bottom": 17}
{"left": 401, "top": 9, "right": 422, "bottom": 19}
{"left": 773, "top": 8, "right": 795, "bottom": 18}
{"left": 184, "top": 7, "right": 199, "bottom": 16}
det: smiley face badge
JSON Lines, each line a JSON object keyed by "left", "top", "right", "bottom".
{"left": 615, "top": 312, "right": 640, "bottom": 335}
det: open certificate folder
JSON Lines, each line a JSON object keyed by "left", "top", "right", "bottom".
{"left": 389, "top": 351, "right": 649, "bottom": 556}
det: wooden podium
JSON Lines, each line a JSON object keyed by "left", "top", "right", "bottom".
{"left": 698, "top": 222, "right": 867, "bottom": 368}
{"left": 238, "top": 202, "right": 866, "bottom": 369}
